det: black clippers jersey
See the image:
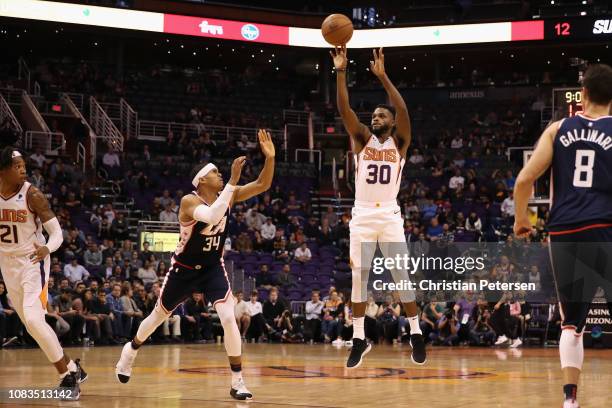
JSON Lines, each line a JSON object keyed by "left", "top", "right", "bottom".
{"left": 173, "top": 194, "right": 229, "bottom": 266}
{"left": 548, "top": 114, "right": 612, "bottom": 229}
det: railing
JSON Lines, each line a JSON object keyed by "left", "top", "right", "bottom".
{"left": 25, "top": 131, "right": 65, "bottom": 154}
{"left": 283, "top": 109, "right": 310, "bottom": 126}
{"left": 137, "top": 119, "right": 284, "bottom": 145}
{"left": 0, "top": 88, "right": 25, "bottom": 107}
{"left": 22, "top": 93, "right": 50, "bottom": 133}
{"left": 120, "top": 98, "right": 138, "bottom": 140}
{"left": 290, "top": 301, "right": 305, "bottom": 316}
{"left": 63, "top": 93, "right": 97, "bottom": 169}
{"left": 17, "top": 57, "right": 31, "bottom": 94}
{"left": 33, "top": 81, "right": 41, "bottom": 97}
{"left": 76, "top": 142, "right": 86, "bottom": 173}
{"left": 98, "top": 101, "right": 121, "bottom": 123}
{"left": 294, "top": 149, "right": 322, "bottom": 172}
{"left": 0, "top": 93, "right": 23, "bottom": 138}
{"left": 63, "top": 92, "right": 84, "bottom": 111}
{"left": 138, "top": 220, "right": 180, "bottom": 232}
{"left": 89, "top": 96, "right": 124, "bottom": 151}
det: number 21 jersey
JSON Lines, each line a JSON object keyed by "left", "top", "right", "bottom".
{"left": 0, "top": 181, "right": 44, "bottom": 256}
{"left": 548, "top": 114, "right": 612, "bottom": 229}
{"left": 354, "top": 136, "right": 405, "bottom": 205}
{"left": 173, "top": 192, "right": 229, "bottom": 266}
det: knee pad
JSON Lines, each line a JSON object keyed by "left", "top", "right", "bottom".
{"left": 560, "top": 328, "right": 584, "bottom": 370}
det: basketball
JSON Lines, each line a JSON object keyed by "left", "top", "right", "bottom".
{"left": 321, "top": 14, "right": 354, "bottom": 46}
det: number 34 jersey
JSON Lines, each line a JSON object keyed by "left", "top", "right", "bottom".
{"left": 354, "top": 135, "right": 405, "bottom": 206}
{"left": 548, "top": 114, "right": 612, "bottom": 229}
{"left": 0, "top": 181, "right": 45, "bottom": 257}
{"left": 174, "top": 192, "right": 229, "bottom": 267}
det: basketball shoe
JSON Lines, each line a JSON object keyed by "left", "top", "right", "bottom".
{"left": 230, "top": 378, "right": 253, "bottom": 400}
{"left": 346, "top": 338, "right": 372, "bottom": 369}
{"left": 115, "top": 341, "right": 139, "bottom": 383}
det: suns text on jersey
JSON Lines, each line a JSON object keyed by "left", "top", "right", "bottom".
{"left": 0, "top": 209, "right": 28, "bottom": 223}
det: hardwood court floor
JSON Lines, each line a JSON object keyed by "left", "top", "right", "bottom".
{"left": 1, "top": 343, "right": 611, "bottom": 407}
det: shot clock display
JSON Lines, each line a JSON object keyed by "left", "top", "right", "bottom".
{"left": 552, "top": 88, "right": 583, "bottom": 120}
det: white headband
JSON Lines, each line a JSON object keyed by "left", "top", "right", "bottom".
{"left": 11, "top": 151, "right": 22, "bottom": 158}
{"left": 192, "top": 163, "right": 218, "bottom": 187}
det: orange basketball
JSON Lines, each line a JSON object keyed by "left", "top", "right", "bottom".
{"left": 321, "top": 14, "right": 354, "bottom": 46}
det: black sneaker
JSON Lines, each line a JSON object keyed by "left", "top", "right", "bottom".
{"left": 346, "top": 338, "right": 372, "bottom": 369}
{"left": 230, "top": 378, "right": 253, "bottom": 401}
{"left": 58, "top": 372, "right": 80, "bottom": 400}
{"left": 409, "top": 333, "right": 427, "bottom": 365}
{"left": 74, "top": 359, "right": 88, "bottom": 384}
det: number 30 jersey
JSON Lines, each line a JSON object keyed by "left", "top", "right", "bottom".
{"left": 354, "top": 135, "right": 405, "bottom": 205}
{"left": 173, "top": 192, "right": 229, "bottom": 267}
{"left": 548, "top": 114, "right": 612, "bottom": 229}
{"left": 0, "top": 181, "right": 45, "bottom": 257}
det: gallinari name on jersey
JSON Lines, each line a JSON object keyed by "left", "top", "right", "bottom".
{"left": 558, "top": 127, "right": 612, "bottom": 151}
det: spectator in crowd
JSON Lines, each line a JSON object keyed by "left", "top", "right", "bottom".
{"left": 163, "top": 304, "right": 183, "bottom": 343}
{"left": 321, "top": 291, "right": 342, "bottom": 343}
{"left": 52, "top": 288, "right": 85, "bottom": 345}
{"left": 89, "top": 289, "right": 116, "bottom": 344}
{"left": 184, "top": 292, "right": 212, "bottom": 342}
{"left": 449, "top": 168, "right": 465, "bottom": 190}
{"left": 106, "top": 284, "right": 128, "bottom": 341}
{"left": 528, "top": 265, "right": 541, "bottom": 291}
{"left": 160, "top": 204, "right": 179, "bottom": 223}
{"left": 111, "top": 213, "right": 129, "bottom": 241}
{"left": 234, "top": 291, "right": 251, "bottom": 339}
{"left": 0, "top": 281, "right": 22, "bottom": 345}
{"left": 501, "top": 191, "right": 515, "bottom": 220}
{"left": 261, "top": 217, "right": 276, "bottom": 250}
{"left": 256, "top": 265, "right": 276, "bottom": 290}
{"left": 420, "top": 301, "right": 445, "bottom": 341}
{"left": 84, "top": 243, "right": 103, "bottom": 269}
{"left": 321, "top": 206, "right": 338, "bottom": 228}
{"left": 102, "top": 148, "right": 121, "bottom": 179}
{"left": 29, "top": 148, "right": 46, "bottom": 168}
{"left": 277, "top": 264, "right": 297, "bottom": 294}
{"left": 246, "top": 291, "right": 265, "bottom": 342}
{"left": 376, "top": 294, "right": 400, "bottom": 344}
{"left": 140, "top": 241, "right": 153, "bottom": 263}
{"left": 120, "top": 284, "right": 144, "bottom": 337}
{"left": 491, "top": 293, "right": 522, "bottom": 348}
{"left": 138, "top": 260, "right": 158, "bottom": 285}
{"left": 294, "top": 243, "right": 312, "bottom": 263}
{"left": 246, "top": 207, "right": 266, "bottom": 231}
{"left": 465, "top": 212, "right": 482, "bottom": 237}
{"left": 64, "top": 258, "right": 90, "bottom": 284}
{"left": 263, "top": 288, "right": 287, "bottom": 340}
{"left": 469, "top": 299, "right": 496, "bottom": 346}
{"left": 304, "top": 290, "right": 323, "bottom": 343}
{"left": 409, "top": 148, "right": 424, "bottom": 166}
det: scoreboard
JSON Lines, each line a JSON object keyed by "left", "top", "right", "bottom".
{"left": 552, "top": 87, "right": 583, "bottom": 121}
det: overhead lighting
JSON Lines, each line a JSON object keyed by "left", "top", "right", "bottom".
{"left": 580, "top": 11, "right": 586, "bottom": 16}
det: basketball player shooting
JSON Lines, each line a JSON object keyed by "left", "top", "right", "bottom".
{"left": 331, "top": 46, "right": 426, "bottom": 368}
{"left": 115, "top": 129, "right": 275, "bottom": 401}
{"left": 0, "top": 147, "right": 87, "bottom": 398}
{"left": 513, "top": 64, "right": 612, "bottom": 408}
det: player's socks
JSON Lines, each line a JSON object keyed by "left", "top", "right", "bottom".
{"left": 130, "top": 338, "right": 142, "bottom": 350}
{"left": 230, "top": 363, "right": 252, "bottom": 400}
{"left": 67, "top": 359, "right": 77, "bottom": 373}
{"left": 353, "top": 317, "right": 365, "bottom": 340}
{"left": 346, "top": 338, "right": 372, "bottom": 369}
{"left": 563, "top": 384, "right": 578, "bottom": 402}
{"left": 407, "top": 315, "right": 422, "bottom": 335}
{"left": 115, "top": 341, "right": 139, "bottom": 383}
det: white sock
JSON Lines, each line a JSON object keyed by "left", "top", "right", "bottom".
{"left": 407, "top": 316, "right": 422, "bottom": 335}
{"left": 59, "top": 370, "right": 69, "bottom": 379}
{"left": 67, "top": 360, "right": 77, "bottom": 373}
{"left": 353, "top": 317, "right": 365, "bottom": 340}
{"left": 231, "top": 369, "right": 243, "bottom": 386}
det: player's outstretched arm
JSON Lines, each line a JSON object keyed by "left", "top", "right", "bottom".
{"left": 27, "top": 187, "right": 63, "bottom": 263}
{"left": 233, "top": 129, "right": 275, "bottom": 203}
{"left": 513, "top": 121, "right": 559, "bottom": 236}
{"left": 331, "top": 45, "right": 370, "bottom": 153}
{"left": 370, "top": 48, "right": 411, "bottom": 154}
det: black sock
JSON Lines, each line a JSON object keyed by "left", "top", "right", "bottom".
{"left": 130, "top": 339, "right": 141, "bottom": 350}
{"left": 563, "top": 384, "right": 577, "bottom": 401}
{"left": 230, "top": 363, "right": 242, "bottom": 373}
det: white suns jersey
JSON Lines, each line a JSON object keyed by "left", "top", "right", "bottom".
{"left": 0, "top": 181, "right": 45, "bottom": 256}
{"left": 354, "top": 136, "right": 405, "bottom": 204}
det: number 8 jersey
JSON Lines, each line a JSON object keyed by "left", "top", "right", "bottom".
{"left": 354, "top": 136, "right": 405, "bottom": 205}
{"left": 548, "top": 114, "right": 612, "bottom": 229}
{"left": 173, "top": 192, "right": 230, "bottom": 266}
{"left": 0, "top": 181, "right": 45, "bottom": 256}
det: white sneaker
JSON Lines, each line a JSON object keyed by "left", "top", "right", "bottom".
{"left": 510, "top": 338, "right": 523, "bottom": 348}
{"left": 563, "top": 398, "right": 580, "bottom": 408}
{"left": 115, "top": 342, "right": 139, "bottom": 383}
{"left": 494, "top": 335, "right": 509, "bottom": 345}
{"left": 230, "top": 378, "right": 253, "bottom": 401}
{"left": 344, "top": 340, "right": 353, "bottom": 347}
{"left": 332, "top": 338, "right": 344, "bottom": 346}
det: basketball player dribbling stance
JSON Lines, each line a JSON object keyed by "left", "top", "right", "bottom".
{"left": 0, "top": 147, "right": 87, "bottom": 398}
{"left": 115, "top": 129, "right": 275, "bottom": 400}
{"left": 330, "top": 46, "right": 426, "bottom": 368}
{"left": 514, "top": 64, "right": 612, "bottom": 408}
